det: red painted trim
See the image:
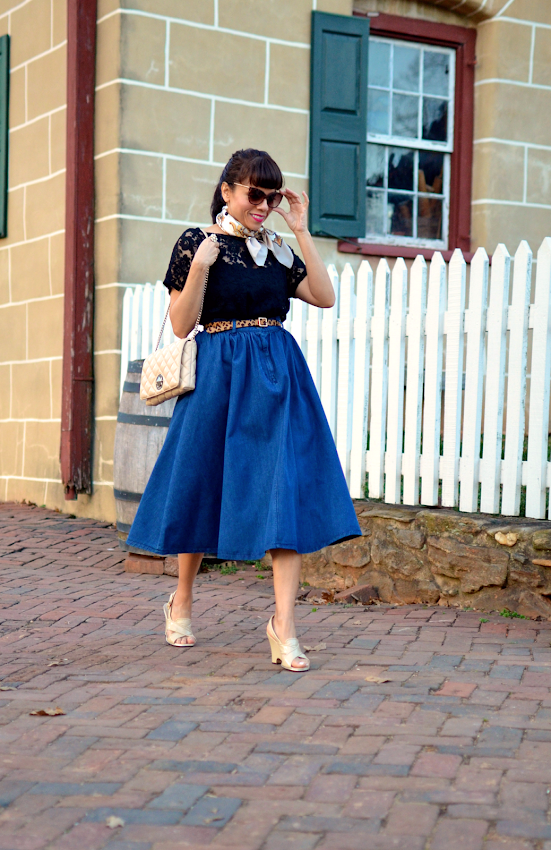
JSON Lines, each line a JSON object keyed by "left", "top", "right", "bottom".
{"left": 342, "top": 12, "right": 477, "bottom": 258}
{"left": 337, "top": 241, "right": 475, "bottom": 264}
{"left": 60, "top": 0, "right": 97, "bottom": 500}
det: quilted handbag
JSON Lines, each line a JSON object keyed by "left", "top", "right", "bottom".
{"left": 140, "top": 235, "right": 216, "bottom": 406}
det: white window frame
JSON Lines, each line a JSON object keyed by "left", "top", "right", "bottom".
{"left": 362, "top": 36, "right": 456, "bottom": 250}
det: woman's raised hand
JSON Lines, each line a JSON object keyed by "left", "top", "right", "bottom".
{"left": 193, "top": 234, "right": 220, "bottom": 269}
{"left": 273, "top": 189, "right": 309, "bottom": 235}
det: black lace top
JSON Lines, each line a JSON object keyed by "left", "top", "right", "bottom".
{"left": 163, "top": 227, "right": 307, "bottom": 324}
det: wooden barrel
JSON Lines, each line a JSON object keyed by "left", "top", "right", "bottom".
{"left": 113, "top": 360, "right": 176, "bottom": 552}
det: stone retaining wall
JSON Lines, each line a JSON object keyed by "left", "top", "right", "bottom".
{"left": 293, "top": 501, "right": 551, "bottom": 619}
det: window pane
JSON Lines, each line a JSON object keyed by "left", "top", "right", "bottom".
{"left": 388, "top": 147, "right": 414, "bottom": 191}
{"left": 368, "top": 88, "right": 390, "bottom": 135}
{"left": 392, "top": 93, "right": 419, "bottom": 138}
{"left": 388, "top": 193, "right": 413, "bottom": 237}
{"left": 422, "top": 97, "right": 448, "bottom": 142}
{"left": 366, "top": 189, "right": 385, "bottom": 235}
{"left": 423, "top": 51, "right": 450, "bottom": 97}
{"left": 418, "top": 197, "right": 443, "bottom": 240}
{"left": 369, "top": 41, "right": 391, "bottom": 89}
{"left": 393, "top": 45, "right": 420, "bottom": 93}
{"left": 419, "top": 151, "right": 444, "bottom": 194}
{"left": 367, "top": 144, "right": 385, "bottom": 187}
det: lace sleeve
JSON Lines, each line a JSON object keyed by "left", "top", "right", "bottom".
{"left": 163, "top": 228, "right": 205, "bottom": 293}
{"left": 286, "top": 250, "right": 307, "bottom": 297}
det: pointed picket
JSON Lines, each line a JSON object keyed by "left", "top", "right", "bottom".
{"left": 120, "top": 287, "right": 133, "bottom": 395}
{"left": 129, "top": 285, "right": 142, "bottom": 362}
{"left": 480, "top": 244, "right": 511, "bottom": 514}
{"left": 421, "top": 253, "right": 446, "bottom": 506}
{"left": 403, "top": 255, "right": 427, "bottom": 505}
{"left": 290, "top": 296, "right": 308, "bottom": 356}
{"left": 502, "top": 241, "right": 532, "bottom": 516}
{"left": 350, "top": 260, "right": 373, "bottom": 499}
{"left": 140, "top": 283, "right": 153, "bottom": 359}
{"left": 459, "top": 248, "right": 489, "bottom": 512}
{"left": 306, "top": 302, "right": 323, "bottom": 391}
{"left": 335, "top": 264, "right": 355, "bottom": 482}
{"left": 368, "top": 259, "right": 391, "bottom": 499}
{"left": 320, "top": 265, "right": 340, "bottom": 436}
{"left": 526, "top": 238, "right": 551, "bottom": 518}
{"left": 441, "top": 249, "right": 466, "bottom": 508}
{"left": 385, "top": 258, "right": 408, "bottom": 504}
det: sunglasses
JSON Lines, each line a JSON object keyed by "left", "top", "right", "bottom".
{"left": 233, "top": 182, "right": 283, "bottom": 209}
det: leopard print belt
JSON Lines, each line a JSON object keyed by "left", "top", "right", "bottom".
{"left": 205, "top": 318, "right": 283, "bottom": 334}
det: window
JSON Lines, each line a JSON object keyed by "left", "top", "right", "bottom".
{"left": 366, "top": 37, "right": 454, "bottom": 249}
{"left": 0, "top": 35, "right": 9, "bottom": 239}
{"left": 309, "top": 12, "right": 476, "bottom": 259}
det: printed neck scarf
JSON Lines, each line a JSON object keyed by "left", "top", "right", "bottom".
{"left": 216, "top": 206, "right": 294, "bottom": 269}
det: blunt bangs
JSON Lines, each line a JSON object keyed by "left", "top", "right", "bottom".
{"left": 240, "top": 154, "right": 283, "bottom": 190}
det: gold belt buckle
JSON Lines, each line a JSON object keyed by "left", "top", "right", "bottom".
{"left": 258, "top": 317, "right": 268, "bottom": 327}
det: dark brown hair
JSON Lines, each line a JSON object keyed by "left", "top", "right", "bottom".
{"left": 210, "top": 148, "right": 283, "bottom": 222}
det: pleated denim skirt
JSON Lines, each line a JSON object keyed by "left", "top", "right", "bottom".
{"left": 126, "top": 325, "right": 361, "bottom": 560}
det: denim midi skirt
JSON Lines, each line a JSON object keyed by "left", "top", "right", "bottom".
{"left": 126, "top": 325, "right": 361, "bottom": 560}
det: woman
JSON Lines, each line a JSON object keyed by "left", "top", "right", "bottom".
{"left": 127, "top": 149, "right": 361, "bottom": 672}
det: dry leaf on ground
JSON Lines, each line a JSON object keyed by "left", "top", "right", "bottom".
{"left": 0, "top": 686, "right": 16, "bottom": 691}
{"left": 353, "top": 621, "right": 362, "bottom": 625}
{"left": 105, "top": 816, "right": 125, "bottom": 829}
{"left": 365, "top": 675, "right": 391, "bottom": 684}
{"left": 47, "top": 659, "right": 69, "bottom": 667}
{"left": 303, "top": 642, "right": 327, "bottom": 652}
{"left": 29, "top": 707, "right": 66, "bottom": 716}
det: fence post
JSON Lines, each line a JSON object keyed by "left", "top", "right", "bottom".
{"left": 403, "top": 255, "right": 427, "bottom": 505}
{"left": 385, "top": 257, "right": 408, "bottom": 504}
{"left": 480, "top": 244, "right": 511, "bottom": 514}
{"left": 526, "top": 237, "right": 551, "bottom": 518}
{"left": 120, "top": 287, "right": 133, "bottom": 396}
{"left": 421, "top": 253, "right": 446, "bottom": 506}
{"left": 350, "top": 260, "right": 373, "bottom": 499}
{"left": 336, "top": 263, "right": 355, "bottom": 482}
{"left": 502, "top": 241, "right": 532, "bottom": 516}
{"left": 320, "top": 265, "right": 340, "bottom": 436}
{"left": 441, "top": 249, "right": 466, "bottom": 508}
{"left": 460, "top": 247, "right": 489, "bottom": 512}
{"left": 368, "top": 258, "right": 391, "bottom": 499}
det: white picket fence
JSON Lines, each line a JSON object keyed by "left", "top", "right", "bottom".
{"left": 120, "top": 238, "right": 551, "bottom": 519}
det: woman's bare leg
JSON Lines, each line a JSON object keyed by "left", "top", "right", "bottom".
{"left": 168, "top": 552, "right": 203, "bottom": 646}
{"left": 270, "top": 548, "right": 308, "bottom": 670}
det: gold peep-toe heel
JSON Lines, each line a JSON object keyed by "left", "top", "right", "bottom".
{"left": 266, "top": 615, "right": 309, "bottom": 672}
{"left": 163, "top": 591, "right": 195, "bottom": 647}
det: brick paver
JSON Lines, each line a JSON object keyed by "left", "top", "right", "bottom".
{"left": 2, "top": 502, "right": 551, "bottom": 849}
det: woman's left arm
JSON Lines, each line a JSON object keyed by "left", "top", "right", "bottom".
{"left": 273, "top": 189, "right": 335, "bottom": 309}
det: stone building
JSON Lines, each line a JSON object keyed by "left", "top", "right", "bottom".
{"left": 0, "top": 0, "right": 548, "bottom": 523}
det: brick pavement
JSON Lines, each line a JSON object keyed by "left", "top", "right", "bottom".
{"left": 2, "top": 503, "right": 551, "bottom": 849}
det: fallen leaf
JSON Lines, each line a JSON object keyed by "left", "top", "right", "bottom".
{"left": 105, "top": 816, "right": 125, "bottom": 829}
{"left": 0, "top": 686, "right": 16, "bottom": 691}
{"left": 495, "top": 531, "right": 518, "bottom": 547}
{"left": 365, "top": 675, "right": 391, "bottom": 684}
{"left": 353, "top": 621, "right": 362, "bottom": 625}
{"left": 47, "top": 659, "right": 68, "bottom": 667}
{"left": 29, "top": 707, "right": 66, "bottom": 716}
{"left": 314, "top": 642, "right": 327, "bottom": 651}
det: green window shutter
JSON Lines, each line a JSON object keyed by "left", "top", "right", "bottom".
{"left": 0, "top": 35, "right": 9, "bottom": 239}
{"left": 309, "top": 11, "right": 369, "bottom": 239}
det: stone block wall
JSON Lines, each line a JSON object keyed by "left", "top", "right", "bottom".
{"left": 299, "top": 500, "right": 551, "bottom": 619}
{"left": 0, "top": 0, "right": 67, "bottom": 509}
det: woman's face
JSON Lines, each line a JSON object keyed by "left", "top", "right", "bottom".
{"left": 222, "top": 181, "right": 274, "bottom": 231}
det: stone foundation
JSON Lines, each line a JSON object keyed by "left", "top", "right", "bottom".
{"left": 291, "top": 501, "right": 551, "bottom": 619}
{"left": 123, "top": 500, "right": 551, "bottom": 619}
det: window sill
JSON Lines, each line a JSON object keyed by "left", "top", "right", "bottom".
{"left": 337, "top": 240, "right": 475, "bottom": 264}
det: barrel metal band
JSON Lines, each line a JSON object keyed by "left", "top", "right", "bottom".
{"left": 114, "top": 488, "right": 142, "bottom": 503}
{"left": 127, "top": 360, "right": 144, "bottom": 374}
{"left": 117, "top": 412, "right": 172, "bottom": 427}
{"left": 116, "top": 521, "right": 132, "bottom": 533}
{"left": 123, "top": 381, "right": 141, "bottom": 394}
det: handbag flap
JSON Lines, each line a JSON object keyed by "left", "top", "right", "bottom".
{"left": 140, "top": 338, "right": 186, "bottom": 399}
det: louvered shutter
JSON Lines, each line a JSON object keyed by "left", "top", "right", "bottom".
{"left": 0, "top": 35, "right": 9, "bottom": 239}
{"left": 309, "top": 12, "right": 369, "bottom": 239}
